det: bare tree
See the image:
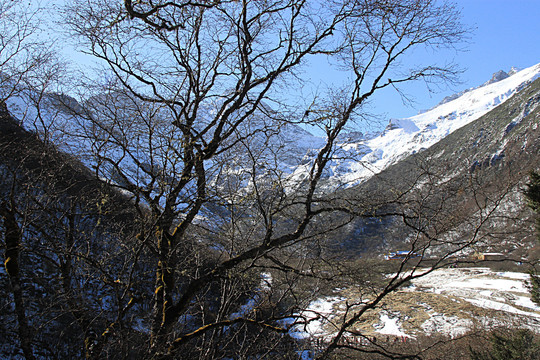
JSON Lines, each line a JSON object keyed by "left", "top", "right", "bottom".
{"left": 56, "top": 0, "right": 472, "bottom": 358}
{"left": 0, "top": 2, "right": 68, "bottom": 358}
{"left": 0, "top": 0, "right": 489, "bottom": 359}
{"left": 0, "top": 0, "right": 61, "bottom": 101}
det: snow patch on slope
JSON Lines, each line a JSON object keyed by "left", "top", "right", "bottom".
{"left": 374, "top": 312, "right": 411, "bottom": 338}
{"left": 421, "top": 314, "right": 473, "bottom": 338}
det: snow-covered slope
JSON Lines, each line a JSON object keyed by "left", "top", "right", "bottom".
{"left": 289, "top": 62, "right": 540, "bottom": 189}
{"left": 4, "top": 63, "right": 540, "bottom": 196}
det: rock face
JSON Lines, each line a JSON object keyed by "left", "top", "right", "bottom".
{"left": 483, "top": 69, "right": 510, "bottom": 86}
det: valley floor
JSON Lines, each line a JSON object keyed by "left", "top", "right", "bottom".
{"left": 293, "top": 266, "right": 540, "bottom": 342}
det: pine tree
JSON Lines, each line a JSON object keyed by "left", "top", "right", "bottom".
{"left": 525, "top": 171, "right": 540, "bottom": 306}
{"left": 470, "top": 329, "right": 540, "bottom": 360}
{"left": 525, "top": 171, "right": 540, "bottom": 232}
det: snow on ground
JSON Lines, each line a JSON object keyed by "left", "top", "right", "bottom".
{"left": 421, "top": 313, "right": 473, "bottom": 338}
{"left": 516, "top": 296, "right": 540, "bottom": 311}
{"left": 407, "top": 267, "right": 540, "bottom": 335}
{"left": 374, "top": 312, "right": 411, "bottom": 338}
{"left": 496, "top": 271, "right": 531, "bottom": 280}
{"left": 464, "top": 297, "right": 540, "bottom": 318}
{"left": 291, "top": 267, "right": 540, "bottom": 341}
{"left": 410, "top": 267, "right": 539, "bottom": 315}
{"left": 288, "top": 296, "right": 345, "bottom": 339}
{"left": 230, "top": 272, "right": 273, "bottom": 320}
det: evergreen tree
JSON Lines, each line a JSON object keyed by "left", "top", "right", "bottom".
{"left": 525, "top": 171, "right": 540, "bottom": 306}
{"left": 525, "top": 171, "right": 540, "bottom": 233}
{"left": 470, "top": 329, "right": 540, "bottom": 360}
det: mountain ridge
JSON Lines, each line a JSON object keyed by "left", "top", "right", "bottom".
{"left": 337, "top": 75, "right": 540, "bottom": 258}
{"left": 289, "top": 63, "right": 540, "bottom": 190}
{"left": 4, "top": 63, "right": 540, "bottom": 199}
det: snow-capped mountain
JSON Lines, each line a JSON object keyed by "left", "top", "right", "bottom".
{"left": 288, "top": 63, "right": 540, "bottom": 190}
{"left": 3, "top": 63, "right": 540, "bottom": 199}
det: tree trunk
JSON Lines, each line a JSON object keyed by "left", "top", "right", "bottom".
{"left": 1, "top": 202, "right": 35, "bottom": 360}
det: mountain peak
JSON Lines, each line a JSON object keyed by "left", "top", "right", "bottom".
{"left": 483, "top": 69, "right": 510, "bottom": 86}
{"left": 482, "top": 66, "right": 521, "bottom": 86}
{"left": 434, "top": 66, "right": 524, "bottom": 109}
{"left": 508, "top": 66, "right": 520, "bottom": 76}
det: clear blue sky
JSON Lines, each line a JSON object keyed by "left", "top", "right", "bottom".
{"left": 363, "top": 0, "right": 540, "bottom": 130}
